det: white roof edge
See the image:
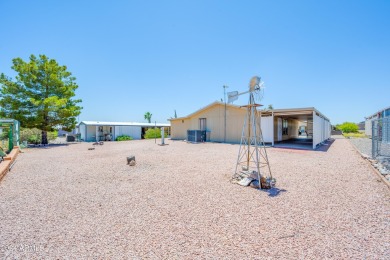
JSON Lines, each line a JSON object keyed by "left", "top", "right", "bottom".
{"left": 78, "top": 121, "right": 170, "bottom": 127}
{"left": 270, "top": 107, "right": 329, "bottom": 122}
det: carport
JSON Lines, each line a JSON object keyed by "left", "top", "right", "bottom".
{"left": 261, "top": 107, "right": 331, "bottom": 150}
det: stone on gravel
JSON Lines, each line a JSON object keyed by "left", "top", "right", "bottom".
{"left": 127, "top": 155, "right": 135, "bottom": 165}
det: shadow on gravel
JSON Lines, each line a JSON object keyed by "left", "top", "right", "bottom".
{"left": 315, "top": 138, "right": 335, "bottom": 152}
{"left": 261, "top": 187, "right": 287, "bottom": 197}
{"left": 26, "top": 143, "right": 79, "bottom": 149}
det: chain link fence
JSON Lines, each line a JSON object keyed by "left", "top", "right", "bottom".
{"left": 372, "top": 117, "right": 390, "bottom": 158}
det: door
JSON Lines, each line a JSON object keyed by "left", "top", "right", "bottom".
{"left": 199, "top": 118, "right": 206, "bottom": 130}
{"left": 277, "top": 118, "right": 282, "bottom": 141}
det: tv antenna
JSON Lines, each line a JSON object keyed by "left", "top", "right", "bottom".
{"left": 230, "top": 76, "right": 275, "bottom": 189}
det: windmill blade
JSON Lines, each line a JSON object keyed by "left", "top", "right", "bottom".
{"left": 259, "top": 81, "right": 265, "bottom": 88}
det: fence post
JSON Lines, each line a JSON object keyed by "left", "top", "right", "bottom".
{"left": 372, "top": 120, "right": 375, "bottom": 158}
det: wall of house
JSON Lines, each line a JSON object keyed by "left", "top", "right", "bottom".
{"left": 273, "top": 117, "right": 300, "bottom": 141}
{"left": 171, "top": 119, "right": 191, "bottom": 140}
{"left": 170, "top": 104, "right": 247, "bottom": 143}
{"left": 260, "top": 115, "right": 273, "bottom": 143}
{"left": 86, "top": 125, "right": 96, "bottom": 142}
{"left": 225, "top": 107, "right": 246, "bottom": 143}
{"left": 79, "top": 123, "right": 86, "bottom": 141}
{"left": 114, "top": 126, "right": 142, "bottom": 140}
{"left": 365, "top": 117, "right": 376, "bottom": 136}
{"left": 313, "top": 112, "right": 331, "bottom": 149}
{"left": 170, "top": 105, "right": 276, "bottom": 143}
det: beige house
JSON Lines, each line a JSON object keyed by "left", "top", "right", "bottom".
{"left": 169, "top": 101, "right": 331, "bottom": 149}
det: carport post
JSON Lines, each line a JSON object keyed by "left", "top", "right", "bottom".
{"left": 96, "top": 126, "right": 99, "bottom": 142}
{"left": 272, "top": 111, "right": 274, "bottom": 147}
{"left": 313, "top": 111, "right": 316, "bottom": 149}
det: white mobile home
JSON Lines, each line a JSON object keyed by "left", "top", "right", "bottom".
{"left": 170, "top": 102, "right": 331, "bottom": 150}
{"left": 78, "top": 121, "right": 170, "bottom": 142}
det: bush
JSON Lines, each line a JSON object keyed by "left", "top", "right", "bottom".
{"left": 20, "top": 128, "right": 58, "bottom": 144}
{"left": 115, "top": 135, "right": 133, "bottom": 141}
{"left": 144, "top": 128, "right": 167, "bottom": 139}
{"left": 0, "top": 131, "right": 9, "bottom": 140}
{"left": 336, "top": 122, "right": 359, "bottom": 133}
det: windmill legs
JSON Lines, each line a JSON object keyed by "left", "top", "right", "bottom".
{"left": 232, "top": 93, "right": 275, "bottom": 189}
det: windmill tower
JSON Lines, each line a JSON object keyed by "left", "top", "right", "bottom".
{"left": 228, "top": 76, "right": 275, "bottom": 189}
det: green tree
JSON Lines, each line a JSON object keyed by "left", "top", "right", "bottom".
{"left": 144, "top": 112, "right": 152, "bottom": 123}
{"left": 336, "top": 122, "right": 359, "bottom": 133}
{"left": 144, "top": 128, "right": 167, "bottom": 139}
{"left": 0, "top": 54, "right": 82, "bottom": 144}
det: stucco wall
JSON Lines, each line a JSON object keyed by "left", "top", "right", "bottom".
{"left": 171, "top": 119, "right": 191, "bottom": 140}
{"left": 170, "top": 104, "right": 246, "bottom": 143}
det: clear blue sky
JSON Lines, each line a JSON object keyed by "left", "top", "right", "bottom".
{"left": 1, "top": 0, "right": 389, "bottom": 124}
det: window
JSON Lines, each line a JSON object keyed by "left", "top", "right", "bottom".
{"left": 199, "top": 118, "right": 207, "bottom": 130}
{"left": 282, "top": 119, "right": 288, "bottom": 135}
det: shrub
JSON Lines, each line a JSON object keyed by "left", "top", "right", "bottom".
{"left": 20, "top": 128, "right": 58, "bottom": 144}
{"left": 115, "top": 135, "right": 133, "bottom": 141}
{"left": 144, "top": 128, "right": 167, "bottom": 139}
{"left": 343, "top": 132, "right": 367, "bottom": 138}
{"left": 0, "top": 131, "right": 8, "bottom": 140}
{"left": 336, "top": 122, "right": 359, "bottom": 133}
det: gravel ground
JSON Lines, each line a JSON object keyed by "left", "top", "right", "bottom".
{"left": 348, "top": 137, "right": 372, "bottom": 158}
{"left": 349, "top": 137, "right": 390, "bottom": 178}
{"left": 0, "top": 139, "right": 389, "bottom": 259}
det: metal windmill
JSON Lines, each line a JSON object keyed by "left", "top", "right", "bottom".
{"left": 228, "top": 76, "right": 275, "bottom": 189}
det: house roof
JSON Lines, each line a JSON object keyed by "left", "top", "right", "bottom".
{"left": 170, "top": 101, "right": 330, "bottom": 122}
{"left": 78, "top": 121, "right": 170, "bottom": 127}
{"left": 365, "top": 106, "right": 390, "bottom": 119}
{"left": 169, "top": 101, "right": 246, "bottom": 121}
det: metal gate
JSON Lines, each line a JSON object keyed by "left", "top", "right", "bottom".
{"left": 372, "top": 117, "right": 390, "bottom": 158}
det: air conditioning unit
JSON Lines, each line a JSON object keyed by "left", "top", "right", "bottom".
{"left": 187, "top": 130, "right": 208, "bottom": 143}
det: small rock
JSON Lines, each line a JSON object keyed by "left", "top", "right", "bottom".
{"left": 129, "top": 160, "right": 136, "bottom": 166}
{"left": 127, "top": 156, "right": 135, "bottom": 165}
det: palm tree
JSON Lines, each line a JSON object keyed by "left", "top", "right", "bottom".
{"left": 144, "top": 112, "right": 152, "bottom": 123}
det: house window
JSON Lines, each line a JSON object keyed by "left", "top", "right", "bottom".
{"left": 282, "top": 119, "right": 288, "bottom": 135}
{"left": 199, "top": 118, "right": 207, "bottom": 130}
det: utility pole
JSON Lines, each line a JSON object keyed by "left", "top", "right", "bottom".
{"left": 223, "top": 85, "right": 229, "bottom": 143}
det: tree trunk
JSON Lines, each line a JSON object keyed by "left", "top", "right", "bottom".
{"left": 41, "top": 130, "right": 48, "bottom": 145}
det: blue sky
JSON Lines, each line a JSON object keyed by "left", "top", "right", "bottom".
{"left": 1, "top": 0, "right": 389, "bottom": 124}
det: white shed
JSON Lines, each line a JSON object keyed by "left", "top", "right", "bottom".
{"left": 78, "top": 121, "right": 171, "bottom": 142}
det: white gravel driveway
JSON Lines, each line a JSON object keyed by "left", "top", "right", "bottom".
{"left": 0, "top": 139, "right": 389, "bottom": 259}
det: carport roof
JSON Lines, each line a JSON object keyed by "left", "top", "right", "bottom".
{"left": 263, "top": 107, "right": 330, "bottom": 121}
{"left": 78, "top": 121, "right": 170, "bottom": 127}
